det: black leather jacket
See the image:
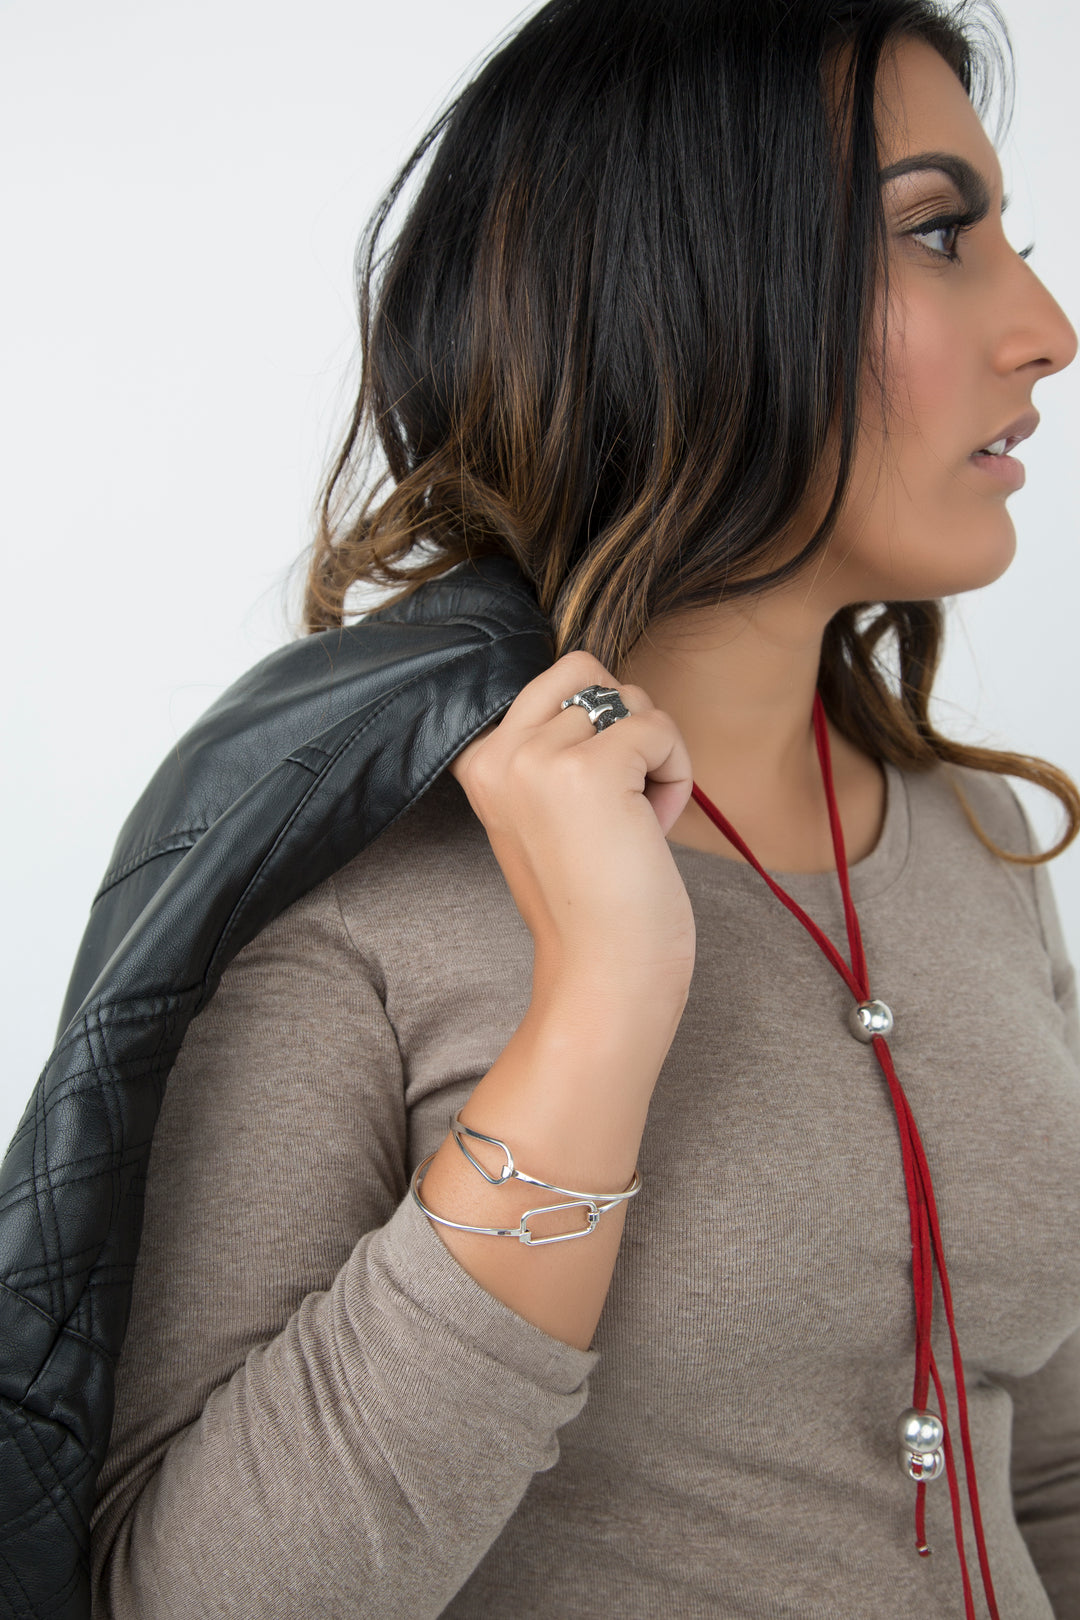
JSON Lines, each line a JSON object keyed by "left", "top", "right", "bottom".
{"left": 0, "top": 556, "right": 553, "bottom": 1620}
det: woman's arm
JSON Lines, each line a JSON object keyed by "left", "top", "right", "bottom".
{"left": 92, "top": 650, "right": 695, "bottom": 1618}
{"left": 998, "top": 1325, "right": 1080, "bottom": 1615}
{"left": 90, "top": 874, "right": 608, "bottom": 1619}
{"left": 999, "top": 839, "right": 1080, "bottom": 1612}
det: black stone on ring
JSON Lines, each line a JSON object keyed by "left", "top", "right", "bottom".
{"left": 560, "top": 684, "right": 631, "bottom": 732}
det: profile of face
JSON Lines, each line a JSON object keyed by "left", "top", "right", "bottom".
{"left": 818, "top": 36, "right": 1077, "bottom": 608}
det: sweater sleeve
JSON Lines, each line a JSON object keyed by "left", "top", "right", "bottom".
{"left": 1000, "top": 1325, "right": 1080, "bottom": 1616}
{"left": 997, "top": 795, "right": 1080, "bottom": 1611}
{"left": 1030, "top": 853, "right": 1080, "bottom": 1066}
{"left": 89, "top": 872, "right": 598, "bottom": 1620}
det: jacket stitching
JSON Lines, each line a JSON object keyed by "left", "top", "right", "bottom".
{"left": 0, "top": 1410, "right": 45, "bottom": 1609}
{"left": 3, "top": 1308, "right": 86, "bottom": 1553}
{"left": 0, "top": 1280, "right": 108, "bottom": 1360}
{"left": 6, "top": 1052, "right": 174, "bottom": 1131}
{"left": 1, "top": 1143, "right": 159, "bottom": 1214}
{"left": 0, "top": 1400, "right": 95, "bottom": 1547}
{"left": 35, "top": 1043, "right": 61, "bottom": 1326}
{"left": 2, "top": 1055, "right": 176, "bottom": 1165}
{"left": 4, "top": 1077, "right": 166, "bottom": 1154}
{"left": 49, "top": 995, "right": 193, "bottom": 1065}
{"left": 88, "top": 1006, "right": 122, "bottom": 1353}
{"left": 97, "top": 828, "right": 208, "bottom": 897}
{"left": 2, "top": 1240, "right": 138, "bottom": 1282}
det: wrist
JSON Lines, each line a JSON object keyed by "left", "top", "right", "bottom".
{"left": 519, "top": 970, "right": 687, "bottom": 1105}
{"left": 530, "top": 949, "right": 692, "bottom": 1034}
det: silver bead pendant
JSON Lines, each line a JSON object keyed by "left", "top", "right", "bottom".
{"left": 900, "top": 1445, "right": 946, "bottom": 1483}
{"left": 848, "top": 998, "right": 894, "bottom": 1043}
{"left": 897, "top": 1408, "right": 945, "bottom": 1452}
{"left": 897, "top": 1408, "right": 945, "bottom": 1484}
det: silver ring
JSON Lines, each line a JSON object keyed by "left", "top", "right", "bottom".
{"left": 560, "top": 683, "right": 630, "bottom": 732}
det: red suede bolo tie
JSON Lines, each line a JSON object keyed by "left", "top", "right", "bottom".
{"left": 690, "top": 692, "right": 999, "bottom": 1619}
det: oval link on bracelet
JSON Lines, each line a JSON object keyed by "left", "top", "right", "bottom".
{"left": 450, "top": 1111, "right": 642, "bottom": 1205}
{"left": 410, "top": 1152, "right": 634, "bottom": 1245}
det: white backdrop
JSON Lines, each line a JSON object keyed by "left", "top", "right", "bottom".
{"left": 2, "top": 0, "right": 1078, "bottom": 1152}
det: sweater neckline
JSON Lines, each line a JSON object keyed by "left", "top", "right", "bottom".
{"left": 668, "top": 761, "right": 912, "bottom": 908}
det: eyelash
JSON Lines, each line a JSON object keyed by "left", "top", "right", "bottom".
{"left": 908, "top": 209, "right": 1035, "bottom": 264}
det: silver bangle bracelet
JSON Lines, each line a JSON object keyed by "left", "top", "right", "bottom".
{"left": 410, "top": 1152, "right": 639, "bottom": 1246}
{"left": 450, "top": 1111, "right": 643, "bottom": 1205}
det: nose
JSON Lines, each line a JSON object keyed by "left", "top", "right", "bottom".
{"left": 993, "top": 256, "right": 1079, "bottom": 382}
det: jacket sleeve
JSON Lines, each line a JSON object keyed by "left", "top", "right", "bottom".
{"left": 997, "top": 851, "right": 1080, "bottom": 1614}
{"left": 89, "top": 869, "right": 597, "bottom": 1620}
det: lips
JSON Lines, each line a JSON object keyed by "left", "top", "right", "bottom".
{"left": 971, "top": 409, "right": 1040, "bottom": 457}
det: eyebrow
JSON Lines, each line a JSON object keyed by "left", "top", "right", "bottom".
{"left": 878, "top": 151, "right": 1010, "bottom": 215}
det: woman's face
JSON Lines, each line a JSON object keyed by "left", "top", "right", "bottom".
{"left": 818, "top": 36, "right": 1077, "bottom": 606}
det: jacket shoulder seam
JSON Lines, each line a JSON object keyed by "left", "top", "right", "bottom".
{"left": 398, "top": 603, "right": 543, "bottom": 635}
{"left": 96, "top": 827, "right": 209, "bottom": 897}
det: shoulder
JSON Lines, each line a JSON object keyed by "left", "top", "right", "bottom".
{"left": 330, "top": 769, "right": 509, "bottom": 938}
{"left": 902, "top": 760, "right": 1073, "bottom": 989}
{"left": 335, "top": 768, "right": 494, "bottom": 896}
{"left": 229, "top": 768, "right": 512, "bottom": 975}
{"left": 323, "top": 769, "right": 529, "bottom": 1018}
{"left": 904, "top": 758, "right": 1034, "bottom": 859}
{"left": 901, "top": 758, "right": 1037, "bottom": 896}
{"left": 942, "top": 760, "right": 1036, "bottom": 854}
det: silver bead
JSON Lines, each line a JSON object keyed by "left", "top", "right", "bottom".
{"left": 848, "top": 998, "right": 894, "bottom": 1043}
{"left": 900, "top": 1444, "right": 946, "bottom": 1483}
{"left": 897, "top": 1408, "right": 945, "bottom": 1452}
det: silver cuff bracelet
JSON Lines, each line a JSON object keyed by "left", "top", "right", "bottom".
{"left": 410, "top": 1121, "right": 642, "bottom": 1246}
{"left": 450, "top": 1111, "right": 642, "bottom": 1204}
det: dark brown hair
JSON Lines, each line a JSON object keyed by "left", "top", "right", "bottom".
{"left": 304, "top": 0, "right": 1078, "bottom": 864}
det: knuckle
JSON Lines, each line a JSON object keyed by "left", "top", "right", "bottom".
{"left": 615, "top": 683, "right": 650, "bottom": 711}
{"left": 557, "top": 649, "right": 613, "bottom": 684}
{"left": 463, "top": 745, "right": 503, "bottom": 806}
{"left": 546, "top": 751, "right": 594, "bottom": 802}
{"left": 505, "top": 735, "right": 545, "bottom": 785}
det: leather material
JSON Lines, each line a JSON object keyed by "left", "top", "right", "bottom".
{"left": 0, "top": 555, "right": 553, "bottom": 1619}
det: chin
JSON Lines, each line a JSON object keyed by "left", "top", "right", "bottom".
{"left": 871, "top": 515, "right": 1018, "bottom": 600}
{"left": 940, "top": 518, "right": 1018, "bottom": 596}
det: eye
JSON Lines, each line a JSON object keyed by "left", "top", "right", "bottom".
{"left": 908, "top": 214, "right": 971, "bottom": 263}
{"left": 913, "top": 222, "right": 960, "bottom": 258}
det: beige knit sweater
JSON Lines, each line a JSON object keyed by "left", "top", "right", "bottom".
{"left": 90, "top": 761, "right": 1080, "bottom": 1618}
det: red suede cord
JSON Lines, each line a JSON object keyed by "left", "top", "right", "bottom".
{"left": 688, "top": 692, "right": 999, "bottom": 1618}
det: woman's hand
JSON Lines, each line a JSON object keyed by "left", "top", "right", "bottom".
{"left": 449, "top": 651, "right": 696, "bottom": 1000}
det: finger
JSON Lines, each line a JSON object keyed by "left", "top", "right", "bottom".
{"left": 643, "top": 773, "right": 694, "bottom": 837}
{"left": 554, "top": 679, "right": 654, "bottom": 744}
{"left": 634, "top": 708, "right": 694, "bottom": 829}
{"left": 448, "top": 654, "right": 629, "bottom": 782}
{"left": 453, "top": 673, "right": 645, "bottom": 785}
{"left": 495, "top": 650, "right": 625, "bottom": 732}
{"left": 569, "top": 707, "right": 695, "bottom": 835}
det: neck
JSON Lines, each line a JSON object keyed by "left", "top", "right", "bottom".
{"left": 619, "top": 586, "right": 884, "bottom": 871}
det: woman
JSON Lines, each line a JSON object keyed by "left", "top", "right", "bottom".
{"left": 87, "top": 0, "right": 1078, "bottom": 1614}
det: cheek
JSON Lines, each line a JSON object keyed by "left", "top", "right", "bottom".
{"left": 838, "top": 297, "right": 1017, "bottom": 597}
{"left": 884, "top": 291, "right": 962, "bottom": 454}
